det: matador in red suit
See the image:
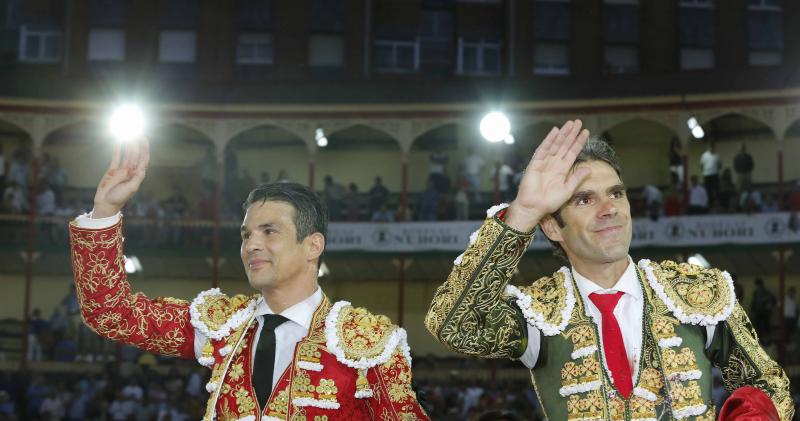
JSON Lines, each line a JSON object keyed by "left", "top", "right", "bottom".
{"left": 70, "top": 138, "right": 429, "bottom": 421}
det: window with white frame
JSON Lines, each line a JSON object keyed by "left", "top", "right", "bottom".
{"left": 747, "top": 0, "right": 782, "bottom": 66}
{"left": 533, "top": 0, "right": 570, "bottom": 75}
{"left": 308, "top": 34, "right": 344, "bottom": 67}
{"left": 88, "top": 28, "right": 125, "bottom": 61}
{"left": 374, "top": 39, "right": 420, "bottom": 72}
{"left": 18, "top": 25, "right": 61, "bottom": 63}
{"left": 158, "top": 30, "right": 196, "bottom": 63}
{"left": 678, "top": 0, "right": 715, "bottom": 70}
{"left": 236, "top": 33, "right": 273, "bottom": 65}
{"left": 457, "top": 38, "right": 500, "bottom": 76}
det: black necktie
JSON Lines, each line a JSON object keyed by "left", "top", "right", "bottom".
{"left": 253, "top": 314, "right": 288, "bottom": 409}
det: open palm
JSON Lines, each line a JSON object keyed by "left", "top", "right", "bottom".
{"left": 506, "top": 120, "right": 591, "bottom": 230}
{"left": 93, "top": 138, "right": 150, "bottom": 218}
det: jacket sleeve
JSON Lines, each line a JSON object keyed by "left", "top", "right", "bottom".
{"left": 365, "top": 349, "right": 430, "bottom": 420}
{"left": 706, "top": 303, "right": 793, "bottom": 421}
{"left": 69, "top": 218, "right": 195, "bottom": 359}
{"left": 424, "top": 215, "right": 533, "bottom": 359}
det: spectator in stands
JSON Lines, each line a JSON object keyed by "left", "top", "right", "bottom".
{"left": 688, "top": 175, "right": 709, "bottom": 215}
{"left": 345, "top": 182, "right": 362, "bottom": 221}
{"left": 429, "top": 149, "right": 449, "bottom": 193}
{"left": 47, "top": 157, "right": 68, "bottom": 206}
{"left": 641, "top": 184, "right": 663, "bottom": 221}
{"left": 39, "top": 388, "right": 66, "bottom": 421}
{"left": 700, "top": 142, "right": 721, "bottom": 208}
{"left": 8, "top": 148, "right": 30, "bottom": 193}
{"left": 322, "top": 175, "right": 346, "bottom": 221}
{"left": 276, "top": 169, "right": 289, "bottom": 182}
{"left": 418, "top": 178, "right": 439, "bottom": 221}
{"left": 738, "top": 180, "right": 763, "bottom": 214}
{"left": 763, "top": 193, "right": 780, "bottom": 213}
{"left": 783, "top": 287, "right": 797, "bottom": 341}
{"left": 454, "top": 184, "right": 469, "bottom": 220}
{"left": 462, "top": 147, "right": 485, "bottom": 202}
{"left": 493, "top": 160, "right": 515, "bottom": 202}
{"left": 36, "top": 183, "right": 56, "bottom": 216}
{"left": 2, "top": 180, "right": 25, "bottom": 213}
{"left": 718, "top": 168, "right": 736, "bottom": 212}
{"left": 664, "top": 184, "right": 682, "bottom": 217}
{"left": 27, "top": 308, "right": 47, "bottom": 362}
{"left": 734, "top": 143, "right": 755, "bottom": 191}
{"left": 750, "top": 277, "right": 776, "bottom": 344}
{"left": 368, "top": 176, "right": 389, "bottom": 214}
{"left": 25, "top": 375, "right": 49, "bottom": 417}
{"left": 108, "top": 390, "right": 135, "bottom": 421}
{"left": 669, "top": 137, "right": 683, "bottom": 185}
{"left": 371, "top": 203, "right": 395, "bottom": 222}
{"left": 163, "top": 185, "right": 189, "bottom": 245}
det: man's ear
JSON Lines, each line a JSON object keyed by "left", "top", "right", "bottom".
{"left": 306, "top": 233, "right": 325, "bottom": 263}
{"left": 539, "top": 215, "right": 564, "bottom": 242}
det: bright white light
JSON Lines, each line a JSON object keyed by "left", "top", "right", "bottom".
{"left": 503, "top": 134, "right": 515, "bottom": 145}
{"left": 687, "top": 253, "right": 710, "bottom": 269}
{"left": 687, "top": 117, "right": 698, "bottom": 129}
{"left": 124, "top": 255, "right": 143, "bottom": 274}
{"left": 479, "top": 112, "right": 511, "bottom": 143}
{"left": 109, "top": 104, "right": 145, "bottom": 142}
{"left": 691, "top": 125, "right": 705, "bottom": 139}
{"left": 317, "top": 136, "right": 328, "bottom": 147}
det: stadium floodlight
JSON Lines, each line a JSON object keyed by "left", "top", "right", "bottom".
{"left": 503, "top": 134, "right": 515, "bottom": 145}
{"left": 479, "top": 111, "right": 511, "bottom": 143}
{"left": 124, "top": 255, "right": 143, "bottom": 274}
{"left": 315, "top": 128, "right": 328, "bottom": 148}
{"left": 691, "top": 125, "right": 705, "bottom": 139}
{"left": 687, "top": 117, "right": 698, "bottom": 130}
{"left": 109, "top": 104, "right": 146, "bottom": 142}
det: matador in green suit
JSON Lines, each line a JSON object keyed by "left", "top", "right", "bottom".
{"left": 425, "top": 120, "right": 791, "bottom": 420}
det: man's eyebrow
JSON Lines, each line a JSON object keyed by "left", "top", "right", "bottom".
{"left": 608, "top": 183, "right": 626, "bottom": 193}
{"left": 568, "top": 190, "right": 595, "bottom": 202}
{"left": 240, "top": 222, "right": 279, "bottom": 233}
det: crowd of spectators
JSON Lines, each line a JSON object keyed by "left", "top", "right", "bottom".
{"left": 0, "top": 143, "right": 798, "bottom": 228}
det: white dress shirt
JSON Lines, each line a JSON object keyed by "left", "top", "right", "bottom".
{"left": 75, "top": 211, "right": 324, "bottom": 389}
{"left": 519, "top": 257, "right": 716, "bottom": 384}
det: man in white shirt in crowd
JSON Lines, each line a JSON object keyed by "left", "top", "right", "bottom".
{"left": 462, "top": 147, "right": 485, "bottom": 202}
{"left": 688, "top": 174, "right": 709, "bottom": 215}
{"left": 784, "top": 287, "right": 797, "bottom": 341}
{"left": 700, "top": 142, "right": 721, "bottom": 208}
{"left": 640, "top": 184, "right": 663, "bottom": 220}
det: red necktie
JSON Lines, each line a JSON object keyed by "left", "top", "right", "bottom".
{"left": 589, "top": 291, "right": 633, "bottom": 399}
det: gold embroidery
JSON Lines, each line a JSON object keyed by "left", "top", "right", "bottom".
{"left": 561, "top": 355, "right": 601, "bottom": 387}
{"left": 629, "top": 395, "right": 657, "bottom": 420}
{"left": 336, "top": 306, "right": 396, "bottom": 360}
{"left": 669, "top": 381, "right": 704, "bottom": 411}
{"left": 298, "top": 342, "right": 322, "bottom": 364}
{"left": 646, "top": 260, "right": 733, "bottom": 320}
{"left": 517, "top": 272, "right": 571, "bottom": 329}
{"left": 315, "top": 379, "right": 338, "bottom": 402}
{"left": 229, "top": 362, "right": 244, "bottom": 381}
{"left": 638, "top": 367, "right": 665, "bottom": 396}
{"left": 379, "top": 351, "right": 418, "bottom": 403}
{"left": 314, "top": 417, "right": 328, "bottom": 421}
{"left": 566, "top": 389, "right": 605, "bottom": 420}
{"left": 722, "top": 305, "right": 793, "bottom": 420}
{"left": 424, "top": 217, "right": 532, "bottom": 358}
{"left": 652, "top": 316, "right": 679, "bottom": 341}
{"left": 566, "top": 323, "right": 595, "bottom": 351}
{"left": 69, "top": 222, "right": 191, "bottom": 357}
{"left": 234, "top": 387, "right": 257, "bottom": 415}
{"left": 607, "top": 395, "right": 625, "bottom": 421}
{"left": 291, "top": 370, "right": 315, "bottom": 399}
{"left": 267, "top": 387, "right": 290, "bottom": 418}
{"left": 661, "top": 347, "right": 700, "bottom": 377}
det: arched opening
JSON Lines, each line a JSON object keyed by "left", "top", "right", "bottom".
{"left": 319, "top": 124, "right": 400, "bottom": 221}
{"left": 688, "top": 113, "right": 777, "bottom": 213}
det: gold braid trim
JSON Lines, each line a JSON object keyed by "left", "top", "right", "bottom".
{"left": 424, "top": 216, "right": 533, "bottom": 358}
{"left": 720, "top": 304, "right": 793, "bottom": 421}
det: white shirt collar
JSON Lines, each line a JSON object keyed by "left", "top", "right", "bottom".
{"left": 572, "top": 256, "right": 642, "bottom": 301}
{"left": 254, "top": 287, "right": 323, "bottom": 330}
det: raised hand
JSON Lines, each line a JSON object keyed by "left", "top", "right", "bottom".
{"left": 504, "top": 120, "right": 591, "bottom": 232}
{"left": 92, "top": 138, "right": 150, "bottom": 218}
